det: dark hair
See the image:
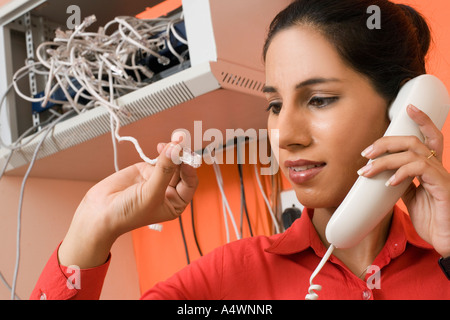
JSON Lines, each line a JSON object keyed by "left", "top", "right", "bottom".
{"left": 263, "top": 0, "right": 432, "bottom": 102}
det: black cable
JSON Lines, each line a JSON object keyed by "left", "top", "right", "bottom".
{"left": 178, "top": 216, "right": 190, "bottom": 265}
{"left": 237, "top": 163, "right": 254, "bottom": 237}
{"left": 190, "top": 199, "right": 203, "bottom": 256}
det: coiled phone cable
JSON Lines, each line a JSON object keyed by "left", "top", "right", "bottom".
{"left": 305, "top": 244, "right": 335, "bottom": 300}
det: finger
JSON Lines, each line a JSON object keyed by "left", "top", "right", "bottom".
{"left": 143, "top": 142, "right": 182, "bottom": 200}
{"left": 94, "top": 162, "right": 151, "bottom": 197}
{"left": 156, "top": 135, "right": 195, "bottom": 197}
{"left": 358, "top": 148, "right": 439, "bottom": 180}
{"left": 407, "top": 104, "right": 444, "bottom": 158}
{"left": 171, "top": 131, "right": 188, "bottom": 147}
{"left": 157, "top": 142, "right": 167, "bottom": 154}
{"left": 383, "top": 159, "right": 440, "bottom": 187}
{"left": 156, "top": 130, "right": 185, "bottom": 155}
{"left": 358, "top": 150, "right": 413, "bottom": 178}
{"left": 173, "top": 163, "right": 199, "bottom": 204}
{"left": 361, "top": 135, "right": 431, "bottom": 160}
{"left": 361, "top": 104, "right": 444, "bottom": 161}
{"left": 168, "top": 166, "right": 181, "bottom": 187}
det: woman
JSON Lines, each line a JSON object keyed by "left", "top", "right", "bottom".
{"left": 31, "top": 0, "right": 449, "bottom": 300}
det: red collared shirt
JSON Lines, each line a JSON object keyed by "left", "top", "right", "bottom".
{"left": 31, "top": 206, "right": 449, "bottom": 300}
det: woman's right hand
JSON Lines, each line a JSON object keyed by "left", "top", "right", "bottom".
{"left": 58, "top": 138, "right": 198, "bottom": 269}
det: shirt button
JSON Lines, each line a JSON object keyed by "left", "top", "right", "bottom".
{"left": 362, "top": 290, "right": 371, "bottom": 300}
{"left": 40, "top": 292, "right": 47, "bottom": 300}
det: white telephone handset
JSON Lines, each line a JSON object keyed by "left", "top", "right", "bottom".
{"left": 326, "top": 74, "right": 450, "bottom": 249}
{"left": 306, "top": 75, "right": 450, "bottom": 300}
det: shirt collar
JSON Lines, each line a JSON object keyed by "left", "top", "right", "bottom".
{"left": 265, "top": 205, "right": 432, "bottom": 256}
{"left": 265, "top": 207, "right": 318, "bottom": 255}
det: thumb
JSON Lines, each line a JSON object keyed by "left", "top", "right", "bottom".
{"left": 146, "top": 142, "right": 182, "bottom": 198}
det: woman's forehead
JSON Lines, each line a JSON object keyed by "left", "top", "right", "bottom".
{"left": 264, "top": 26, "right": 351, "bottom": 91}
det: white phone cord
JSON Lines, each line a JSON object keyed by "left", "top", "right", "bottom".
{"left": 305, "top": 244, "right": 335, "bottom": 300}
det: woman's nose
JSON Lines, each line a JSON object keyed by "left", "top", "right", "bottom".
{"left": 275, "top": 105, "right": 312, "bottom": 150}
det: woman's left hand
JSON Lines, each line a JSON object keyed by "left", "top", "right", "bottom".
{"left": 359, "top": 104, "right": 450, "bottom": 258}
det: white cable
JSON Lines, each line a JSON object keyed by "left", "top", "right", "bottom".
{"left": 2, "top": 13, "right": 177, "bottom": 164}
{"left": 54, "top": 72, "right": 81, "bottom": 114}
{"left": 0, "top": 73, "right": 62, "bottom": 151}
{"left": 42, "top": 58, "right": 55, "bottom": 108}
{"left": 0, "top": 271, "right": 21, "bottom": 300}
{"left": 222, "top": 194, "right": 230, "bottom": 243}
{"left": 114, "top": 17, "right": 144, "bottom": 40}
{"left": 104, "top": 69, "right": 157, "bottom": 166}
{"left": 170, "top": 19, "right": 188, "bottom": 45}
{"left": 10, "top": 110, "right": 75, "bottom": 300}
{"left": 305, "top": 244, "right": 335, "bottom": 300}
{"left": 253, "top": 164, "right": 280, "bottom": 234}
{"left": 1, "top": 13, "right": 191, "bottom": 298}
{"left": 110, "top": 116, "right": 120, "bottom": 173}
{"left": 0, "top": 148, "right": 13, "bottom": 180}
{"left": 166, "top": 20, "right": 185, "bottom": 64}
{"left": 213, "top": 162, "right": 241, "bottom": 242}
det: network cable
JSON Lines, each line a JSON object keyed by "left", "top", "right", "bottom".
{"left": 212, "top": 161, "right": 241, "bottom": 243}
{"left": 253, "top": 164, "right": 281, "bottom": 234}
{"left": 4, "top": 13, "right": 189, "bottom": 168}
{"left": 178, "top": 216, "right": 190, "bottom": 265}
{"left": 237, "top": 163, "right": 254, "bottom": 237}
{"left": 10, "top": 110, "right": 76, "bottom": 300}
{"left": 0, "top": 12, "right": 189, "bottom": 300}
{"left": 190, "top": 199, "right": 203, "bottom": 257}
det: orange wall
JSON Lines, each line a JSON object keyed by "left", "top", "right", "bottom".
{"left": 136, "top": 0, "right": 182, "bottom": 19}
{"left": 405, "top": 0, "right": 450, "bottom": 150}
{"left": 131, "top": 0, "right": 450, "bottom": 295}
{"left": 132, "top": 146, "right": 283, "bottom": 293}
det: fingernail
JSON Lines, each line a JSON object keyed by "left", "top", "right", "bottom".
{"left": 408, "top": 104, "right": 420, "bottom": 112}
{"left": 157, "top": 143, "right": 166, "bottom": 153}
{"left": 385, "top": 174, "right": 396, "bottom": 187}
{"left": 165, "top": 143, "right": 175, "bottom": 158}
{"left": 357, "top": 162, "right": 373, "bottom": 176}
{"left": 171, "top": 131, "right": 186, "bottom": 145}
{"left": 361, "top": 145, "right": 374, "bottom": 158}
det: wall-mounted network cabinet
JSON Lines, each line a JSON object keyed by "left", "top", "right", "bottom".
{"left": 0, "top": 0, "right": 290, "bottom": 181}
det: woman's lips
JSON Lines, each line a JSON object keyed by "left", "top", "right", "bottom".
{"left": 285, "top": 159, "right": 326, "bottom": 184}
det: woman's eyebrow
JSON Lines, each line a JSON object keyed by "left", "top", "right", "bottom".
{"left": 295, "top": 77, "right": 341, "bottom": 89}
{"left": 262, "top": 85, "right": 278, "bottom": 93}
{"left": 263, "top": 77, "right": 341, "bottom": 94}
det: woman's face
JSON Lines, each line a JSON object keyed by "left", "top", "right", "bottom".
{"left": 265, "top": 26, "right": 390, "bottom": 209}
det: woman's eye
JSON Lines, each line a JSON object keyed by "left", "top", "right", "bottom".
{"left": 308, "top": 96, "right": 339, "bottom": 108}
{"left": 266, "top": 102, "right": 282, "bottom": 114}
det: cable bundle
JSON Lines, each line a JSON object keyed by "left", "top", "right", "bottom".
{"left": 2, "top": 13, "right": 188, "bottom": 166}
{"left": 0, "top": 12, "right": 188, "bottom": 300}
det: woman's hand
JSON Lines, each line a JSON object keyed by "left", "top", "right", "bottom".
{"left": 359, "top": 104, "right": 450, "bottom": 258}
{"left": 58, "top": 138, "right": 199, "bottom": 268}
